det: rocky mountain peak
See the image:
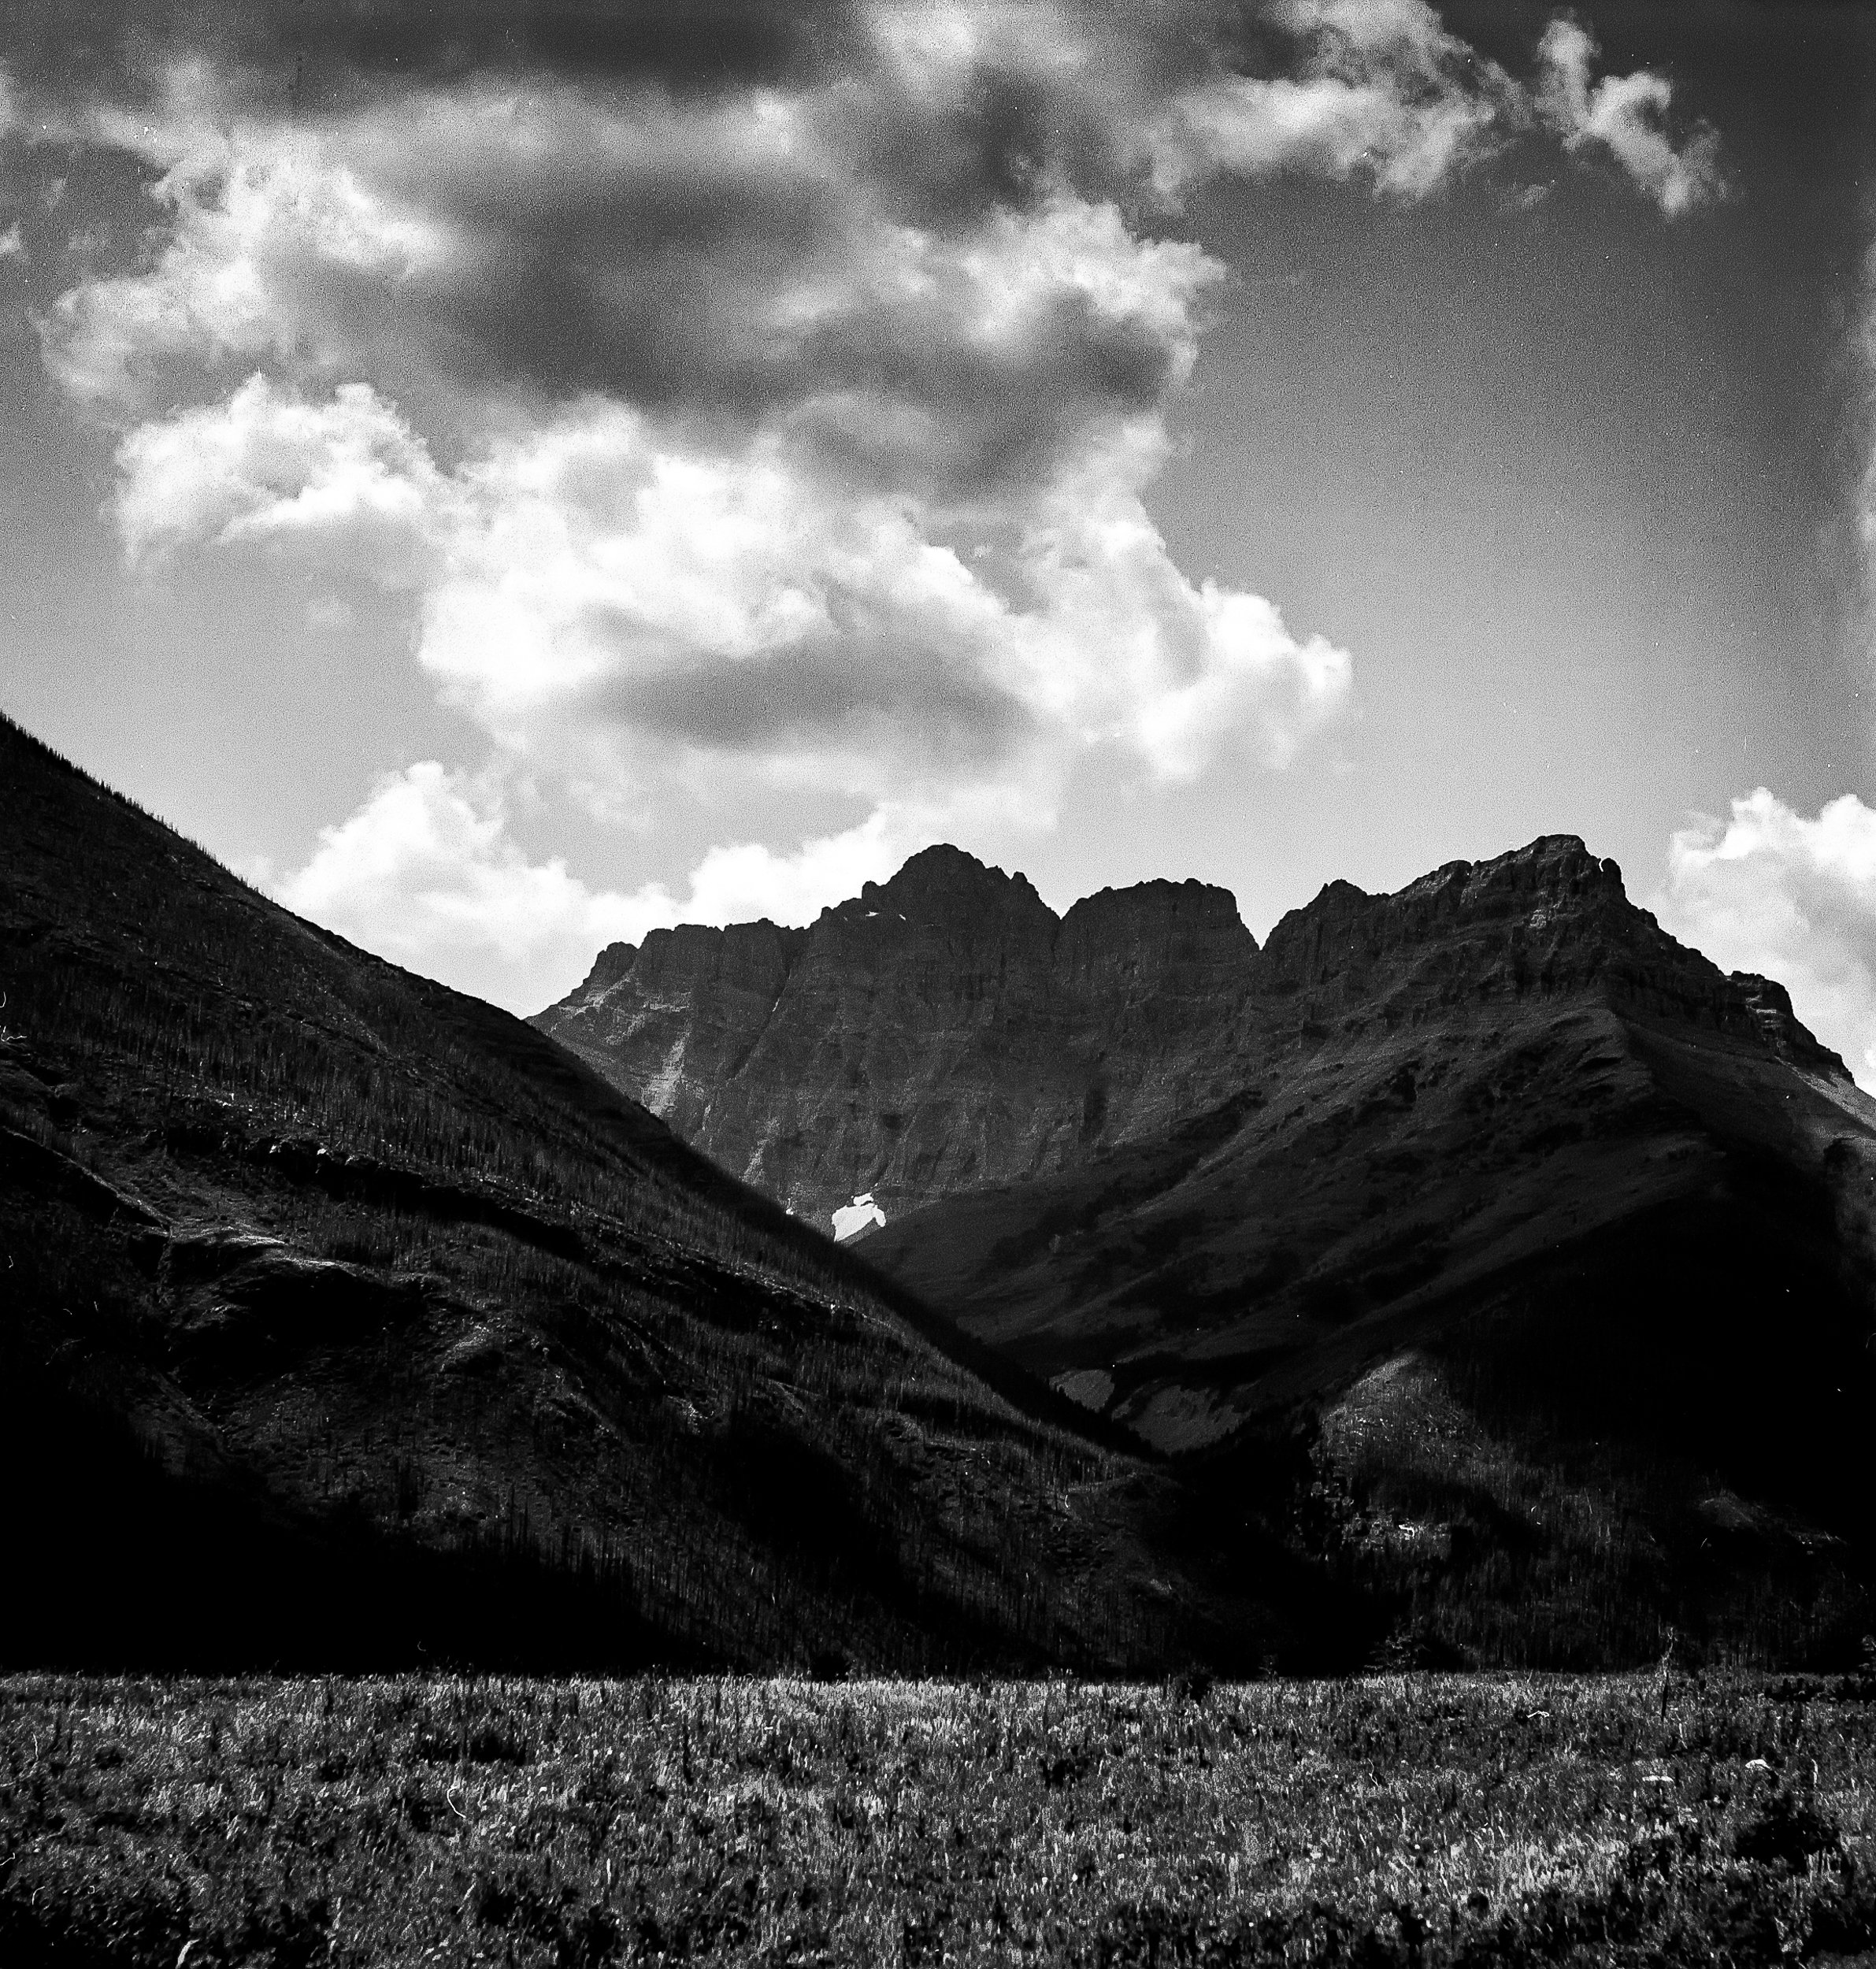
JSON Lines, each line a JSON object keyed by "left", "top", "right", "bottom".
{"left": 625, "top": 918, "right": 807, "bottom": 998}
{"left": 575, "top": 940, "right": 638, "bottom": 998}
{"left": 838, "top": 843, "right": 1055, "bottom": 934}
{"left": 1055, "top": 878, "right": 1255, "bottom": 991}
{"left": 1258, "top": 836, "right": 1629, "bottom": 999}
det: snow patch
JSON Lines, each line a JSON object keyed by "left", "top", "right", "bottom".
{"left": 832, "top": 1191, "right": 887, "bottom": 1242}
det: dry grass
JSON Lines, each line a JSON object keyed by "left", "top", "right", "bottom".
{"left": 6, "top": 1671, "right": 1876, "bottom": 1965}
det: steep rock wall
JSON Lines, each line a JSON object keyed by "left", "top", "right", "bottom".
{"left": 536, "top": 836, "right": 1841, "bottom": 1230}
{"left": 537, "top": 846, "right": 1258, "bottom": 1222}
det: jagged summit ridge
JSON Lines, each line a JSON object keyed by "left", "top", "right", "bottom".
{"left": 536, "top": 832, "right": 1841, "bottom": 1226}
{"left": 847, "top": 843, "right": 1051, "bottom": 921}
{"left": 565, "top": 845, "right": 1274, "bottom": 1025}
{"left": 538, "top": 847, "right": 1261, "bottom": 1218}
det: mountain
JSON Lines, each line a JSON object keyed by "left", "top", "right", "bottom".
{"left": 538, "top": 844, "right": 1259, "bottom": 1229}
{"left": 0, "top": 713, "right": 1324, "bottom": 1675}
{"left": 543, "top": 837, "right": 1876, "bottom": 1666}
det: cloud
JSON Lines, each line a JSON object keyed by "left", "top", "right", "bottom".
{"left": 23, "top": 3, "right": 1723, "bottom": 1000}
{"left": 1662, "top": 790, "right": 1876, "bottom": 1090}
{"left": 83, "top": 108, "right": 1353, "bottom": 806}
{"left": 1537, "top": 18, "right": 1722, "bottom": 217}
{"left": 623, "top": 811, "right": 918, "bottom": 941}
{"left": 1156, "top": 0, "right": 1522, "bottom": 202}
{"left": 117, "top": 365, "right": 1350, "bottom": 809}
{"left": 272, "top": 762, "right": 923, "bottom": 1010}
{"left": 36, "top": 10, "right": 1724, "bottom": 420}
{"left": 38, "top": 67, "right": 454, "bottom": 412}
{"left": 275, "top": 762, "right": 643, "bottom": 1012}
{"left": 0, "top": 220, "right": 23, "bottom": 264}
{"left": 115, "top": 373, "right": 450, "bottom": 580}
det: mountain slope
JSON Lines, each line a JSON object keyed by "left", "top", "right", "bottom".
{"left": 548, "top": 836, "right": 1876, "bottom": 1664}
{"left": 0, "top": 712, "right": 1315, "bottom": 1674}
{"left": 863, "top": 841, "right": 1867, "bottom": 1429}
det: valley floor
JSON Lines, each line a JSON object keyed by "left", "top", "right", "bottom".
{"left": 5, "top": 1670, "right": 1876, "bottom": 1966}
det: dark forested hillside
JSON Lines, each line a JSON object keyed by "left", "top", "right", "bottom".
{"left": 0, "top": 711, "right": 1318, "bottom": 1675}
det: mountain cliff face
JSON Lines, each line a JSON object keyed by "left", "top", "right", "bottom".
{"left": 859, "top": 834, "right": 1866, "bottom": 1433}
{"left": 544, "top": 836, "right": 1876, "bottom": 1665}
{"left": 1251, "top": 839, "right": 1828, "bottom": 1060}
{"left": 539, "top": 845, "right": 1260, "bottom": 1226}
{"left": 538, "top": 836, "right": 1839, "bottom": 1237}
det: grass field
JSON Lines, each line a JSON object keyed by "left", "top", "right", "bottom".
{"left": 6, "top": 1673, "right": 1876, "bottom": 1966}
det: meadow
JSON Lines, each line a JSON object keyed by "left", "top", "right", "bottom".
{"left": 6, "top": 1670, "right": 1876, "bottom": 1967}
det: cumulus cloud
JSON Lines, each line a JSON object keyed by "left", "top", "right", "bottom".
{"left": 276, "top": 763, "right": 637, "bottom": 1010}
{"left": 95, "top": 133, "right": 1351, "bottom": 801}
{"left": 612, "top": 810, "right": 920, "bottom": 946}
{"left": 21, "top": 2, "right": 1726, "bottom": 1001}
{"left": 1537, "top": 18, "right": 1722, "bottom": 217}
{"left": 36, "top": 10, "right": 1724, "bottom": 421}
{"left": 273, "top": 762, "right": 923, "bottom": 1011}
{"left": 1662, "top": 791, "right": 1876, "bottom": 1090}
{"left": 39, "top": 67, "right": 454, "bottom": 412}
{"left": 119, "top": 367, "right": 1349, "bottom": 807}
{"left": 116, "top": 373, "right": 450, "bottom": 580}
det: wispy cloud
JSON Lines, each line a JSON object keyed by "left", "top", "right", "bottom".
{"left": 1536, "top": 18, "right": 1723, "bottom": 217}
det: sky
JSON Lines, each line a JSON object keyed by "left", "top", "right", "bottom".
{"left": 4, "top": 1, "right": 1876, "bottom": 1078}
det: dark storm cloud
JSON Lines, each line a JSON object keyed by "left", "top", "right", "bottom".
{"left": 585, "top": 603, "right": 1036, "bottom": 763}
{"left": 383, "top": 220, "right": 1194, "bottom": 496}
{"left": 30, "top": 6, "right": 1228, "bottom": 509}
{"left": 0, "top": 0, "right": 869, "bottom": 111}
{"left": 18, "top": 0, "right": 1726, "bottom": 473}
